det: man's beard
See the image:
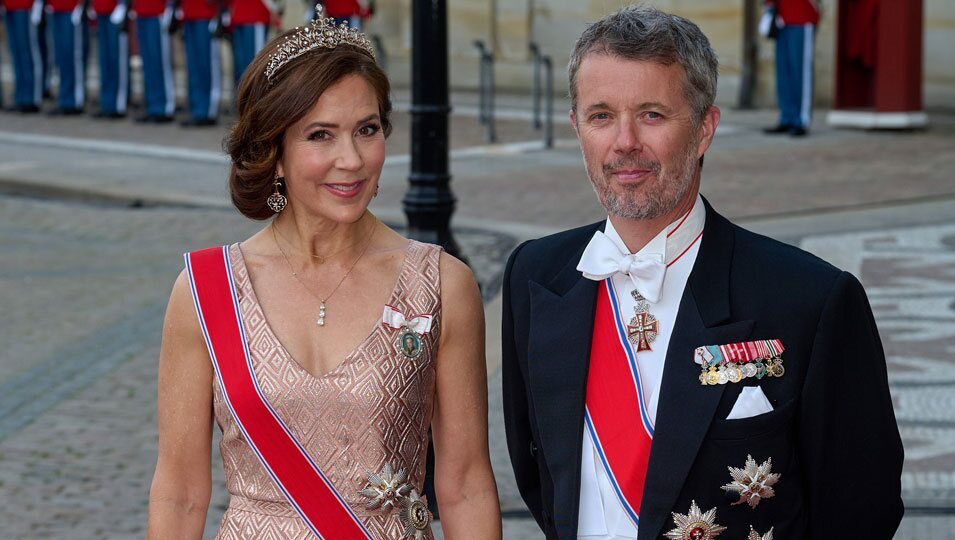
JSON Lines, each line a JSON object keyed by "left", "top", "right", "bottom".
{"left": 587, "top": 137, "right": 699, "bottom": 221}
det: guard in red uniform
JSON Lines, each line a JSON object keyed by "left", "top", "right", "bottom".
{"left": 763, "top": 0, "right": 820, "bottom": 136}
{"left": 180, "top": 0, "right": 222, "bottom": 126}
{"left": 229, "top": 0, "right": 277, "bottom": 87}
{"left": 323, "top": 0, "right": 369, "bottom": 29}
{"left": 133, "top": 0, "right": 175, "bottom": 121}
{"left": 2, "top": 0, "right": 43, "bottom": 111}
{"left": 91, "top": 0, "right": 129, "bottom": 117}
{"left": 47, "top": 0, "right": 87, "bottom": 113}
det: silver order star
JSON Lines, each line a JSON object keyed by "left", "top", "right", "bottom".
{"left": 721, "top": 454, "right": 781, "bottom": 509}
{"left": 748, "top": 526, "right": 774, "bottom": 540}
{"left": 664, "top": 500, "right": 727, "bottom": 540}
{"left": 358, "top": 463, "right": 410, "bottom": 510}
{"left": 398, "top": 489, "right": 432, "bottom": 539}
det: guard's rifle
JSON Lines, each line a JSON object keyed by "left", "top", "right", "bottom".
{"left": 211, "top": 0, "right": 229, "bottom": 40}
{"left": 119, "top": 0, "right": 131, "bottom": 33}
{"left": 164, "top": 0, "right": 180, "bottom": 33}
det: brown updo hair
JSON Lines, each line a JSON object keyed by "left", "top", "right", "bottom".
{"left": 225, "top": 30, "right": 392, "bottom": 220}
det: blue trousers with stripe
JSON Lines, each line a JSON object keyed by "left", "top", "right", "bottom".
{"left": 4, "top": 9, "right": 42, "bottom": 107}
{"left": 51, "top": 11, "right": 87, "bottom": 110}
{"left": 775, "top": 24, "right": 815, "bottom": 129}
{"left": 183, "top": 19, "right": 221, "bottom": 120}
{"left": 137, "top": 15, "right": 176, "bottom": 117}
{"left": 96, "top": 15, "right": 129, "bottom": 114}
{"left": 231, "top": 23, "right": 267, "bottom": 87}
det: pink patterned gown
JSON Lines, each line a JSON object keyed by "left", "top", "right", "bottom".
{"left": 213, "top": 241, "right": 441, "bottom": 539}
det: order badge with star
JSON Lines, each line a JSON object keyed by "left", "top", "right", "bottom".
{"left": 664, "top": 500, "right": 726, "bottom": 540}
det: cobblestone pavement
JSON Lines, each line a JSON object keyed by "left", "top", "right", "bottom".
{"left": 1, "top": 103, "right": 954, "bottom": 538}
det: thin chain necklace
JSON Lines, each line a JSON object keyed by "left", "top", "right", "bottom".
{"left": 273, "top": 222, "right": 368, "bottom": 264}
{"left": 271, "top": 219, "right": 377, "bottom": 327}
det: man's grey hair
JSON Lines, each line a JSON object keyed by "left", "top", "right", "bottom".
{"left": 568, "top": 5, "right": 719, "bottom": 124}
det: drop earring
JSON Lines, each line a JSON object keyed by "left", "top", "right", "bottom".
{"left": 267, "top": 175, "right": 287, "bottom": 213}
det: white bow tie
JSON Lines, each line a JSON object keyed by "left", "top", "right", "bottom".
{"left": 576, "top": 231, "right": 666, "bottom": 303}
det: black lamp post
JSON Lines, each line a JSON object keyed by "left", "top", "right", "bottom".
{"left": 404, "top": 0, "right": 463, "bottom": 259}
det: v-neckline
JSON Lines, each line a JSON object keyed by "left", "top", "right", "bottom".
{"left": 231, "top": 241, "right": 414, "bottom": 382}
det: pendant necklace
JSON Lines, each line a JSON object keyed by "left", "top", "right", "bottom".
{"left": 272, "top": 219, "right": 377, "bottom": 327}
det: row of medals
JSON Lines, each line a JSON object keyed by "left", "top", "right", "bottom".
{"left": 699, "top": 357, "right": 785, "bottom": 386}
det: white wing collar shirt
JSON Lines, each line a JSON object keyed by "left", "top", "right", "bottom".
{"left": 574, "top": 194, "right": 706, "bottom": 539}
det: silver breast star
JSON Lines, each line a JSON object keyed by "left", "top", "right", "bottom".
{"left": 358, "top": 463, "right": 410, "bottom": 510}
{"left": 721, "top": 455, "right": 781, "bottom": 509}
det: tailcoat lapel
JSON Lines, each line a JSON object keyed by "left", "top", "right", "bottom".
{"left": 526, "top": 223, "right": 602, "bottom": 537}
{"left": 637, "top": 203, "right": 755, "bottom": 540}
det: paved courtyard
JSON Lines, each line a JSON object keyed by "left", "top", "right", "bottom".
{"left": 0, "top": 99, "right": 953, "bottom": 538}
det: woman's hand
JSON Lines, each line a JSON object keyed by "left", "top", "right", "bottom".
{"left": 430, "top": 253, "right": 503, "bottom": 539}
{"left": 146, "top": 270, "right": 215, "bottom": 539}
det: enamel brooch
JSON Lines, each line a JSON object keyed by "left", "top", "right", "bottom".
{"left": 748, "top": 526, "right": 774, "bottom": 540}
{"left": 382, "top": 306, "right": 432, "bottom": 360}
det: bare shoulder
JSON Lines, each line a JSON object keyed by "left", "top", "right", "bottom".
{"left": 438, "top": 251, "right": 480, "bottom": 303}
{"left": 162, "top": 268, "right": 204, "bottom": 348}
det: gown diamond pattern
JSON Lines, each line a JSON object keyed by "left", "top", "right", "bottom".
{"left": 212, "top": 242, "right": 441, "bottom": 539}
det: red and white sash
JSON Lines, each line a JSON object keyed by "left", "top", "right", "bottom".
{"left": 584, "top": 279, "right": 654, "bottom": 527}
{"left": 185, "top": 246, "right": 371, "bottom": 539}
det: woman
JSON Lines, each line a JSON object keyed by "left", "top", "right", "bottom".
{"left": 146, "top": 13, "right": 502, "bottom": 539}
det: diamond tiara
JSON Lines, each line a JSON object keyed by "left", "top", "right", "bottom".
{"left": 264, "top": 6, "right": 376, "bottom": 83}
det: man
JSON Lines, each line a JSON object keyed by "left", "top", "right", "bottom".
{"left": 47, "top": 0, "right": 87, "bottom": 114}
{"left": 501, "top": 6, "right": 903, "bottom": 540}
{"left": 229, "top": 0, "right": 277, "bottom": 88}
{"left": 323, "top": 0, "right": 369, "bottom": 29}
{"left": 91, "top": 0, "right": 129, "bottom": 117}
{"left": 179, "top": 0, "right": 222, "bottom": 126}
{"left": 2, "top": 0, "right": 43, "bottom": 112}
{"left": 134, "top": 0, "right": 176, "bottom": 122}
{"left": 763, "top": 0, "right": 819, "bottom": 137}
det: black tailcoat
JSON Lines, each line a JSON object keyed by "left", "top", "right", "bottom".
{"left": 501, "top": 200, "right": 904, "bottom": 539}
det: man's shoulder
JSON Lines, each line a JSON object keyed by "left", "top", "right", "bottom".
{"left": 506, "top": 221, "right": 603, "bottom": 281}
{"left": 727, "top": 217, "right": 843, "bottom": 292}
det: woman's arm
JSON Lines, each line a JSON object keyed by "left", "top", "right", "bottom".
{"left": 146, "top": 270, "right": 215, "bottom": 539}
{"left": 430, "top": 253, "right": 503, "bottom": 539}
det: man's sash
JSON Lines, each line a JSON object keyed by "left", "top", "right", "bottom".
{"left": 185, "top": 246, "right": 371, "bottom": 539}
{"left": 584, "top": 279, "right": 654, "bottom": 527}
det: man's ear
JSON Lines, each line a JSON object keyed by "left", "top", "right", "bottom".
{"left": 570, "top": 109, "right": 579, "bottom": 138}
{"left": 696, "top": 105, "right": 721, "bottom": 159}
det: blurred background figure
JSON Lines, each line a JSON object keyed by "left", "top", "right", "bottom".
{"left": 323, "top": 0, "right": 369, "bottom": 29}
{"left": 229, "top": 0, "right": 279, "bottom": 88}
{"left": 47, "top": 0, "right": 87, "bottom": 114}
{"left": 763, "top": 0, "right": 820, "bottom": 137}
{"left": 37, "top": 1, "right": 53, "bottom": 98}
{"left": 91, "top": 0, "right": 129, "bottom": 117}
{"left": 179, "top": 0, "right": 221, "bottom": 126}
{"left": 133, "top": 0, "right": 175, "bottom": 122}
{"left": 302, "top": 0, "right": 320, "bottom": 22}
{"left": 2, "top": 0, "right": 43, "bottom": 112}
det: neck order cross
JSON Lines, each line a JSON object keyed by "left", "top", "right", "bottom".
{"left": 627, "top": 289, "right": 659, "bottom": 352}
